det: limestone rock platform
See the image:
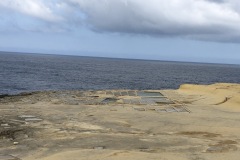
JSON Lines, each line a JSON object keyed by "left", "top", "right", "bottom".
{"left": 0, "top": 83, "right": 239, "bottom": 160}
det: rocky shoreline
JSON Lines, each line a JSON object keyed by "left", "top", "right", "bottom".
{"left": 0, "top": 83, "right": 239, "bottom": 160}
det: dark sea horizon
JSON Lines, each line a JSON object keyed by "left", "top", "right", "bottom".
{"left": 0, "top": 52, "right": 240, "bottom": 95}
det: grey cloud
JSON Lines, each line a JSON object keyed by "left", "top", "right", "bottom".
{"left": 68, "top": 0, "right": 240, "bottom": 42}
{"left": 0, "top": 0, "right": 74, "bottom": 32}
{"left": 0, "top": 0, "right": 62, "bottom": 22}
{"left": 206, "top": 0, "right": 225, "bottom": 3}
{"left": 1, "top": 0, "right": 240, "bottom": 42}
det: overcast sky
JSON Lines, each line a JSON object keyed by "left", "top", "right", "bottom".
{"left": 0, "top": 0, "right": 240, "bottom": 64}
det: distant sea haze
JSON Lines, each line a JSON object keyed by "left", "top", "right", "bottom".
{"left": 0, "top": 52, "right": 240, "bottom": 95}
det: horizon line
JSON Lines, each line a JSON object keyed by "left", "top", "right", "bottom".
{"left": 0, "top": 50, "right": 239, "bottom": 66}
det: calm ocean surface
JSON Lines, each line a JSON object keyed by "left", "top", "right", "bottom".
{"left": 0, "top": 52, "right": 240, "bottom": 95}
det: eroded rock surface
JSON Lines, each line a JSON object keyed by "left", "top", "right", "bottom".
{"left": 0, "top": 84, "right": 239, "bottom": 160}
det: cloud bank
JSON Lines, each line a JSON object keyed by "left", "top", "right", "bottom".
{"left": 1, "top": 0, "right": 240, "bottom": 42}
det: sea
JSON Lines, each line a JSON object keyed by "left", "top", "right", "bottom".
{"left": 0, "top": 52, "right": 240, "bottom": 95}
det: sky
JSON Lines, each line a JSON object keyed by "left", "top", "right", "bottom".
{"left": 0, "top": 0, "right": 240, "bottom": 64}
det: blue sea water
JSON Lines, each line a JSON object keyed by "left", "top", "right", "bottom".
{"left": 0, "top": 52, "right": 240, "bottom": 95}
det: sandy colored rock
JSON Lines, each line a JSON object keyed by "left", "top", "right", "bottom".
{"left": 178, "top": 83, "right": 240, "bottom": 111}
{"left": 0, "top": 83, "right": 239, "bottom": 160}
